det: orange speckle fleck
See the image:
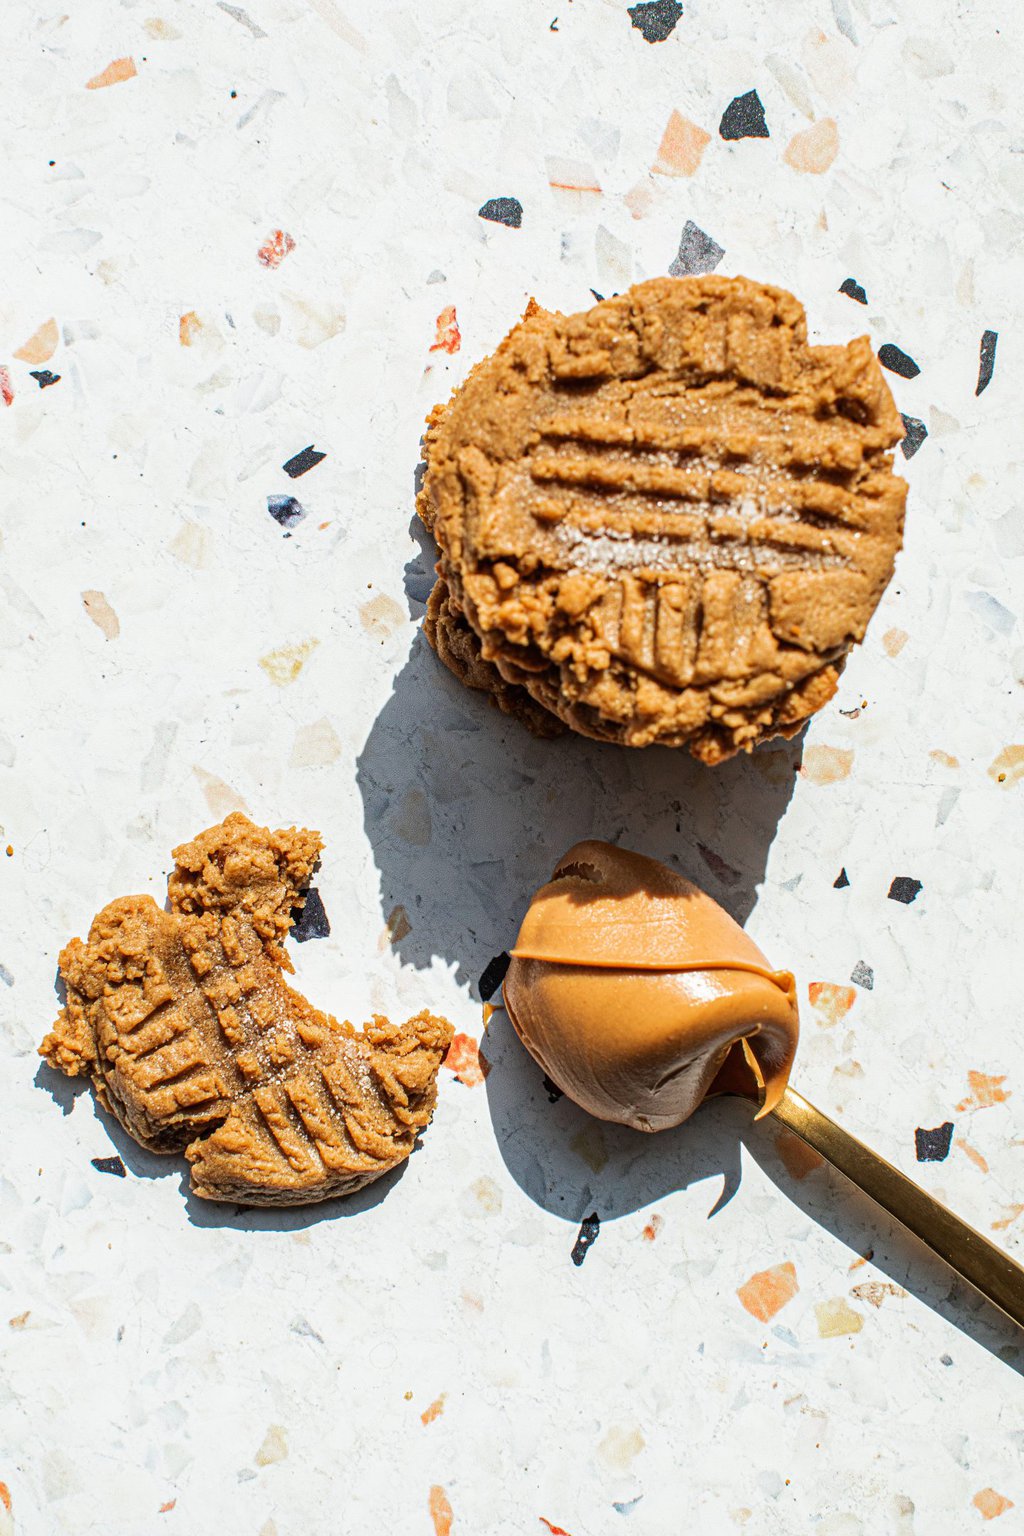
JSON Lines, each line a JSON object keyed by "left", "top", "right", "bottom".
{"left": 930, "top": 749, "right": 959, "bottom": 769}
{"left": 652, "top": 110, "right": 711, "bottom": 177}
{"left": 421, "top": 1393, "right": 447, "bottom": 1426}
{"left": 540, "top": 1521, "right": 573, "bottom": 1536}
{"left": 257, "top": 229, "right": 296, "bottom": 269}
{"left": 783, "top": 117, "right": 839, "bottom": 174}
{"left": 429, "top": 1485, "right": 453, "bottom": 1536}
{"left": 0, "top": 366, "right": 13, "bottom": 407}
{"left": 429, "top": 305, "right": 461, "bottom": 355}
{"left": 957, "top": 1071, "right": 1011, "bottom": 1113}
{"left": 179, "top": 311, "right": 202, "bottom": 346}
{"left": 848, "top": 1249, "right": 873, "bottom": 1272}
{"left": 442, "top": 1033, "right": 490, "bottom": 1087}
{"left": 737, "top": 1261, "right": 799, "bottom": 1322}
{"left": 883, "top": 627, "right": 910, "bottom": 658}
{"left": 461, "top": 1289, "right": 484, "bottom": 1312}
{"left": 8, "top": 1311, "right": 29, "bottom": 1330}
{"left": 624, "top": 179, "right": 654, "bottom": 220}
{"left": 0, "top": 1481, "right": 10, "bottom": 1513}
{"left": 992, "top": 1204, "right": 1024, "bottom": 1232}
{"left": 956, "top": 1137, "right": 990, "bottom": 1174}
{"left": 642, "top": 1213, "right": 664, "bottom": 1241}
{"left": 86, "top": 56, "right": 137, "bottom": 89}
{"left": 14, "top": 317, "right": 58, "bottom": 365}
{"left": 807, "top": 982, "right": 856, "bottom": 1028}
{"left": 775, "top": 1128, "right": 825, "bottom": 1180}
{"left": 482, "top": 1002, "right": 496, "bottom": 1028}
{"left": 548, "top": 177, "right": 602, "bottom": 194}
{"left": 82, "top": 589, "right": 120, "bottom": 641}
{"left": 974, "top": 1489, "right": 1014, "bottom": 1521}
{"left": 4, "top": 847, "right": 12, "bottom": 858}
{"left": 159, "top": 1500, "right": 177, "bottom": 1514}
{"left": 988, "top": 745, "right": 1024, "bottom": 787}
{"left": 800, "top": 745, "right": 854, "bottom": 785}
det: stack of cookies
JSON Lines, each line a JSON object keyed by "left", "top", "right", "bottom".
{"left": 418, "top": 276, "right": 906, "bottom": 764}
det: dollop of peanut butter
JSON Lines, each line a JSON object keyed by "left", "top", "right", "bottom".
{"left": 503, "top": 840, "right": 798, "bottom": 1132}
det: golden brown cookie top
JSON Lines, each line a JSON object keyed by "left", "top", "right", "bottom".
{"left": 419, "top": 276, "right": 907, "bottom": 761}
{"left": 40, "top": 813, "right": 452, "bottom": 1206}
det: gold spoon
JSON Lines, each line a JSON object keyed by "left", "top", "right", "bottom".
{"left": 769, "top": 1084, "right": 1024, "bottom": 1329}
{"left": 504, "top": 839, "right": 1024, "bottom": 1331}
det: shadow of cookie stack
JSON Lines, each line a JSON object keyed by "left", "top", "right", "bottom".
{"left": 417, "top": 275, "right": 907, "bottom": 764}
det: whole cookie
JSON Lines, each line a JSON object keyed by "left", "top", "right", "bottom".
{"left": 418, "top": 276, "right": 907, "bottom": 764}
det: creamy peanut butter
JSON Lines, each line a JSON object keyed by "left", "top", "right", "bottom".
{"left": 503, "top": 840, "right": 798, "bottom": 1131}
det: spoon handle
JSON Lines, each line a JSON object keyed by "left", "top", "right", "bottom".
{"left": 769, "top": 1084, "right": 1024, "bottom": 1330}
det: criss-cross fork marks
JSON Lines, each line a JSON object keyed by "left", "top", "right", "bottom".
{"left": 91, "top": 903, "right": 447, "bottom": 1196}
{"left": 421, "top": 275, "right": 907, "bottom": 759}
{"left": 527, "top": 426, "right": 873, "bottom": 568}
{"left": 507, "top": 390, "right": 900, "bottom": 691}
{"left": 41, "top": 814, "right": 453, "bottom": 1206}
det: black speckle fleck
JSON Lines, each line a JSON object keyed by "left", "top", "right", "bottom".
{"left": 940, "top": 1352, "right": 954, "bottom": 1366}
{"left": 899, "top": 414, "right": 928, "bottom": 460}
{"left": 283, "top": 444, "right": 327, "bottom": 479}
{"left": 888, "top": 876, "right": 922, "bottom": 905}
{"left": 976, "top": 329, "right": 998, "bottom": 396}
{"left": 850, "top": 960, "right": 874, "bottom": 990}
{"left": 627, "top": 0, "right": 683, "bottom": 43}
{"left": 479, "top": 951, "right": 511, "bottom": 1001}
{"left": 91, "top": 1155, "right": 127, "bottom": 1178}
{"left": 719, "top": 89, "right": 769, "bottom": 140}
{"left": 915, "top": 1121, "right": 953, "bottom": 1162}
{"left": 839, "top": 277, "right": 868, "bottom": 305}
{"left": 669, "top": 220, "right": 724, "bottom": 278}
{"left": 30, "top": 370, "right": 60, "bottom": 388}
{"left": 267, "top": 494, "right": 306, "bottom": 529}
{"left": 479, "top": 197, "right": 523, "bottom": 229}
{"left": 833, "top": 867, "right": 850, "bottom": 889}
{"left": 542, "top": 1074, "right": 564, "bottom": 1103}
{"left": 291, "top": 887, "right": 330, "bottom": 941}
{"left": 878, "top": 343, "right": 920, "bottom": 379}
{"left": 571, "top": 1211, "right": 601, "bottom": 1265}
{"left": 590, "top": 289, "right": 605, "bottom": 303}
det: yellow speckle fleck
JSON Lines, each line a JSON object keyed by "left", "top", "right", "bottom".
{"left": 259, "top": 638, "right": 319, "bottom": 687}
{"left": 815, "top": 1297, "right": 863, "bottom": 1338}
{"left": 988, "top": 745, "right": 1024, "bottom": 787}
{"left": 380, "top": 904, "right": 411, "bottom": 947}
{"left": 254, "top": 1424, "right": 288, "bottom": 1466}
{"left": 598, "top": 1424, "right": 645, "bottom": 1472}
{"left": 570, "top": 1124, "right": 608, "bottom": 1173}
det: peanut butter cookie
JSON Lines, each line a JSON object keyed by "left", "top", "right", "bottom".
{"left": 418, "top": 276, "right": 906, "bottom": 763}
{"left": 40, "top": 814, "right": 453, "bottom": 1206}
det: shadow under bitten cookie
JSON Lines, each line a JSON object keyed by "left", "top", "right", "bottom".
{"left": 417, "top": 276, "right": 907, "bottom": 765}
{"left": 39, "top": 813, "right": 453, "bottom": 1206}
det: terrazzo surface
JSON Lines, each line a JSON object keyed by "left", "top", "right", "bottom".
{"left": 2, "top": 0, "right": 1023, "bottom": 1530}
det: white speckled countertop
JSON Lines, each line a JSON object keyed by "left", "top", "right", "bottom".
{"left": 2, "top": 1, "right": 1023, "bottom": 1531}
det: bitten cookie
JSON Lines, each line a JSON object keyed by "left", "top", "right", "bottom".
{"left": 418, "top": 276, "right": 907, "bottom": 764}
{"left": 40, "top": 813, "right": 453, "bottom": 1206}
